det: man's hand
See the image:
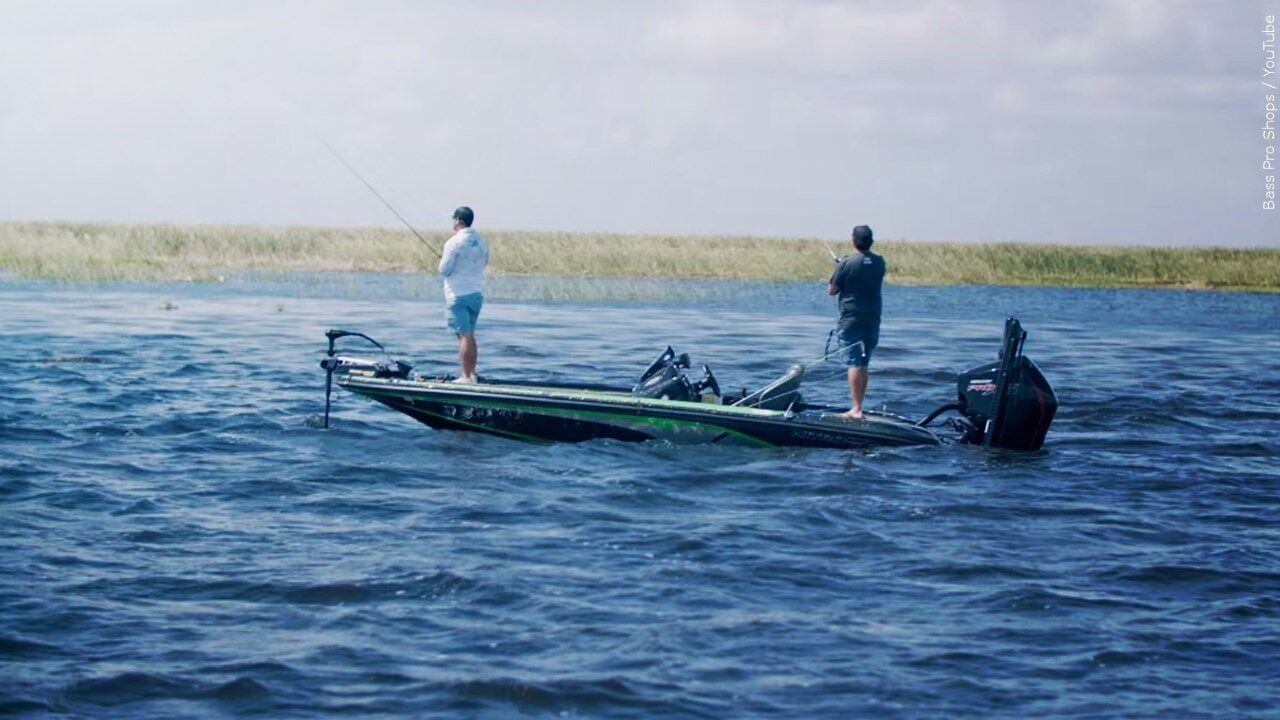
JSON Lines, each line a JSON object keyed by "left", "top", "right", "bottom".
{"left": 827, "top": 283, "right": 840, "bottom": 296}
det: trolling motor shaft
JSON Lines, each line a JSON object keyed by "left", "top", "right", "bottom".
{"left": 321, "top": 329, "right": 389, "bottom": 429}
{"left": 320, "top": 330, "right": 413, "bottom": 428}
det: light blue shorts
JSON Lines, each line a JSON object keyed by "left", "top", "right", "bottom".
{"left": 445, "top": 292, "right": 483, "bottom": 334}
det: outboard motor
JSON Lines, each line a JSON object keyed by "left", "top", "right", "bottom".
{"left": 919, "top": 318, "right": 1057, "bottom": 450}
{"left": 959, "top": 318, "right": 1056, "bottom": 449}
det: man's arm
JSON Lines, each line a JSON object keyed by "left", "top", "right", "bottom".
{"left": 827, "top": 257, "right": 848, "bottom": 296}
{"left": 438, "top": 239, "right": 457, "bottom": 276}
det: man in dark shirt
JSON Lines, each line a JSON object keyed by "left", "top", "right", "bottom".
{"left": 827, "top": 225, "right": 885, "bottom": 419}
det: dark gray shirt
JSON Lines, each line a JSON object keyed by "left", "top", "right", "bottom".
{"left": 829, "top": 251, "right": 885, "bottom": 330}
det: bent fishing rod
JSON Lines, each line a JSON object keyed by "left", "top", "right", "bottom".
{"left": 317, "top": 138, "right": 441, "bottom": 259}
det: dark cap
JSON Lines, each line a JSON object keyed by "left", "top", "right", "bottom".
{"left": 852, "top": 225, "right": 873, "bottom": 249}
{"left": 452, "top": 206, "right": 474, "bottom": 227}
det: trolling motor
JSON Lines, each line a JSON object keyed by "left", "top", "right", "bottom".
{"left": 319, "top": 329, "right": 412, "bottom": 428}
{"left": 918, "top": 318, "right": 1057, "bottom": 450}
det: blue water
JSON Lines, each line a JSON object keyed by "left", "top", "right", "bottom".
{"left": 2, "top": 275, "right": 1278, "bottom": 718}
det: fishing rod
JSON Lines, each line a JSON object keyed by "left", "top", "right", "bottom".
{"left": 317, "top": 137, "right": 441, "bottom": 259}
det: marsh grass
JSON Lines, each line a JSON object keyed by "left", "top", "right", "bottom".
{"left": 1, "top": 220, "right": 1276, "bottom": 291}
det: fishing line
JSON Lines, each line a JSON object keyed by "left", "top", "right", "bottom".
{"left": 277, "top": 93, "right": 441, "bottom": 259}
{"left": 797, "top": 331, "right": 865, "bottom": 385}
{"left": 314, "top": 137, "right": 442, "bottom": 259}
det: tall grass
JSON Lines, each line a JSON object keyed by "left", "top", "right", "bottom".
{"left": 1, "top": 220, "right": 1276, "bottom": 291}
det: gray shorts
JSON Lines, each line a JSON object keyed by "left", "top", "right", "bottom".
{"left": 840, "top": 325, "right": 879, "bottom": 368}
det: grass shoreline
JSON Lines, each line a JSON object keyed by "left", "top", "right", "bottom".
{"left": 1, "top": 220, "right": 1277, "bottom": 292}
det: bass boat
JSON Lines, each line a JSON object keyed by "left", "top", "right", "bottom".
{"left": 319, "top": 318, "right": 1056, "bottom": 451}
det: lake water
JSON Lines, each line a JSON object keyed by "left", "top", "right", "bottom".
{"left": 2, "top": 274, "right": 1278, "bottom": 718}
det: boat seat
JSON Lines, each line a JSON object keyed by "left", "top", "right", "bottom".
{"left": 734, "top": 364, "right": 804, "bottom": 410}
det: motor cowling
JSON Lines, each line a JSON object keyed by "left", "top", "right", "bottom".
{"left": 956, "top": 318, "right": 1057, "bottom": 450}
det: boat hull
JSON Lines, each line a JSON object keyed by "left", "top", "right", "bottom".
{"left": 338, "top": 375, "right": 941, "bottom": 449}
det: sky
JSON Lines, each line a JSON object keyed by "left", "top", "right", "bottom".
{"left": 1, "top": 0, "right": 1276, "bottom": 246}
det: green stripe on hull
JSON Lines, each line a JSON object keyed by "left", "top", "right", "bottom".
{"left": 529, "top": 403, "right": 775, "bottom": 447}
{"left": 362, "top": 387, "right": 775, "bottom": 447}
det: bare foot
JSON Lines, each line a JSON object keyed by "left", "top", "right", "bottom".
{"left": 840, "top": 409, "right": 864, "bottom": 420}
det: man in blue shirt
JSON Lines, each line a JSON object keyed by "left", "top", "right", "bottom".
{"left": 827, "top": 225, "right": 885, "bottom": 419}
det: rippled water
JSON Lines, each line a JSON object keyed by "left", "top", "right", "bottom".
{"left": 2, "top": 275, "right": 1278, "bottom": 718}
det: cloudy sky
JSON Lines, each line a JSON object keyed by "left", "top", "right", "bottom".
{"left": 1, "top": 1, "right": 1275, "bottom": 245}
